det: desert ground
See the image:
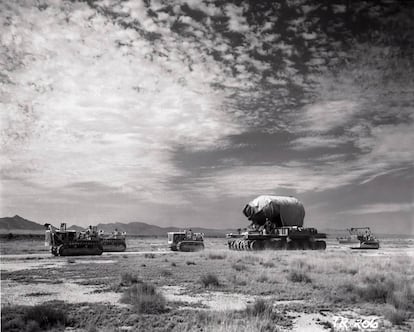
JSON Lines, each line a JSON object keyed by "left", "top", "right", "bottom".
{"left": 1, "top": 236, "right": 413, "bottom": 332}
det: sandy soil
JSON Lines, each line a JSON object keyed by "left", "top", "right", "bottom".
{"left": 1, "top": 237, "right": 414, "bottom": 331}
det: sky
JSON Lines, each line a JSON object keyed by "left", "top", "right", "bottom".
{"left": 1, "top": 0, "right": 413, "bottom": 234}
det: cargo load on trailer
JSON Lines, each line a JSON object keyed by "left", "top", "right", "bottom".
{"left": 227, "top": 195, "right": 326, "bottom": 250}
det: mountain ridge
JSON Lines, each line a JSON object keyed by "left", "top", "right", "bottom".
{"left": 0, "top": 215, "right": 44, "bottom": 231}
{"left": 1, "top": 216, "right": 408, "bottom": 237}
{"left": 0, "top": 215, "right": 235, "bottom": 236}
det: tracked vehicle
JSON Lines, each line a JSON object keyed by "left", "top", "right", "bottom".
{"left": 168, "top": 230, "right": 204, "bottom": 252}
{"left": 99, "top": 229, "right": 127, "bottom": 252}
{"left": 349, "top": 227, "right": 380, "bottom": 249}
{"left": 227, "top": 195, "right": 326, "bottom": 250}
{"left": 337, "top": 233, "right": 359, "bottom": 244}
{"left": 45, "top": 223, "right": 103, "bottom": 256}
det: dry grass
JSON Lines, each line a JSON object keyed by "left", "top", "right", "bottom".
{"left": 245, "top": 298, "right": 273, "bottom": 317}
{"left": 120, "top": 272, "right": 140, "bottom": 286}
{"left": 256, "top": 273, "right": 269, "bottom": 283}
{"left": 196, "top": 307, "right": 282, "bottom": 332}
{"left": 208, "top": 252, "right": 227, "bottom": 260}
{"left": 383, "top": 305, "right": 409, "bottom": 325}
{"left": 203, "top": 316, "right": 280, "bottom": 332}
{"left": 3, "top": 237, "right": 413, "bottom": 329}
{"left": 160, "top": 269, "right": 173, "bottom": 277}
{"left": 200, "top": 273, "right": 220, "bottom": 288}
{"left": 288, "top": 269, "right": 312, "bottom": 283}
{"left": 120, "top": 282, "right": 167, "bottom": 314}
{"left": 231, "top": 263, "right": 247, "bottom": 271}
{"left": 260, "top": 261, "right": 275, "bottom": 268}
{"left": 1, "top": 303, "right": 67, "bottom": 332}
{"left": 308, "top": 253, "right": 414, "bottom": 324}
{"left": 287, "top": 259, "right": 312, "bottom": 283}
{"left": 228, "top": 274, "right": 247, "bottom": 286}
{"left": 196, "top": 299, "right": 282, "bottom": 332}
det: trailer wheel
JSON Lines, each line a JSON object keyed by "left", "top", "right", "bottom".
{"left": 236, "top": 240, "right": 243, "bottom": 251}
{"left": 240, "top": 241, "right": 245, "bottom": 250}
{"left": 249, "top": 240, "right": 257, "bottom": 250}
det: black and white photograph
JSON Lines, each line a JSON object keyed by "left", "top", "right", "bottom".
{"left": 1, "top": 0, "right": 413, "bottom": 331}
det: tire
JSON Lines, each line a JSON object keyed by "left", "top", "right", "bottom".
{"left": 236, "top": 240, "right": 242, "bottom": 251}
{"left": 245, "top": 241, "right": 251, "bottom": 251}
{"left": 249, "top": 240, "right": 256, "bottom": 251}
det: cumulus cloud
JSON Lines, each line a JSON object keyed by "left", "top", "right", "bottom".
{"left": 1, "top": 0, "right": 412, "bottom": 230}
{"left": 225, "top": 3, "right": 249, "bottom": 32}
{"left": 0, "top": 1, "right": 241, "bottom": 207}
{"left": 179, "top": 0, "right": 222, "bottom": 17}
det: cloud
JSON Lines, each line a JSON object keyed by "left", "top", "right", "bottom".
{"left": 1, "top": 0, "right": 412, "bottom": 231}
{"left": 360, "top": 124, "right": 414, "bottom": 165}
{"left": 189, "top": 163, "right": 364, "bottom": 199}
{"left": 188, "top": 120, "right": 414, "bottom": 198}
{"left": 338, "top": 202, "right": 414, "bottom": 215}
{"left": 290, "top": 135, "right": 351, "bottom": 150}
{"left": 179, "top": 0, "right": 222, "bottom": 17}
{"left": 299, "top": 100, "right": 359, "bottom": 133}
{"left": 0, "top": 1, "right": 241, "bottom": 206}
{"left": 225, "top": 3, "right": 249, "bottom": 32}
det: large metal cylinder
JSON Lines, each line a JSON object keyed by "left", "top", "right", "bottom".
{"left": 243, "top": 195, "right": 305, "bottom": 227}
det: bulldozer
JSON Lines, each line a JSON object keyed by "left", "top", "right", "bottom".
{"left": 44, "top": 223, "right": 103, "bottom": 256}
{"left": 168, "top": 230, "right": 204, "bottom": 252}
{"left": 227, "top": 195, "right": 326, "bottom": 250}
{"left": 98, "top": 229, "right": 127, "bottom": 252}
{"left": 348, "top": 227, "right": 380, "bottom": 249}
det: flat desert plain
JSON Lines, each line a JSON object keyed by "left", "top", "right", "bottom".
{"left": 1, "top": 236, "right": 413, "bottom": 332}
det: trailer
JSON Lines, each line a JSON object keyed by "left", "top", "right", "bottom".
{"left": 227, "top": 195, "right": 326, "bottom": 250}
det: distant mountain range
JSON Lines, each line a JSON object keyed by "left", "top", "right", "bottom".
{"left": 94, "top": 222, "right": 235, "bottom": 237}
{"left": 0, "top": 215, "right": 234, "bottom": 237}
{"left": 0, "top": 215, "right": 44, "bottom": 231}
{"left": 1, "top": 215, "right": 408, "bottom": 237}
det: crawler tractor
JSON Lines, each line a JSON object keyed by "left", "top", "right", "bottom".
{"left": 45, "top": 223, "right": 103, "bottom": 256}
{"left": 227, "top": 195, "right": 326, "bottom": 250}
{"left": 349, "top": 227, "right": 380, "bottom": 249}
{"left": 98, "top": 229, "right": 127, "bottom": 252}
{"left": 168, "top": 230, "right": 204, "bottom": 252}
